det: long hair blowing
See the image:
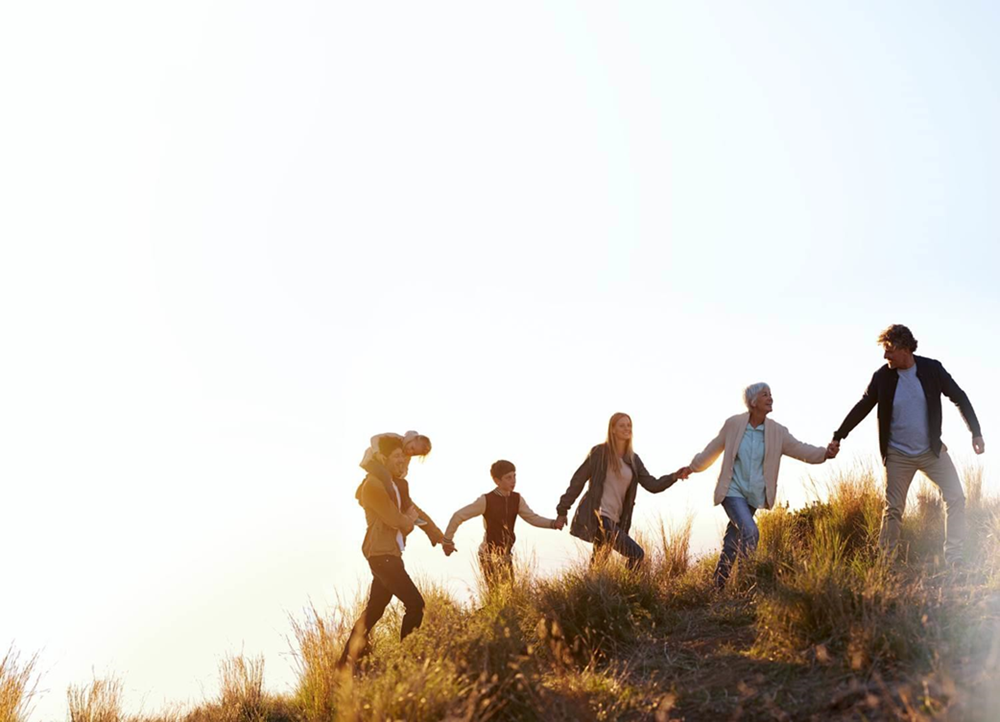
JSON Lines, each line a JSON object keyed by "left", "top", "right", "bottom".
{"left": 605, "top": 412, "right": 635, "bottom": 472}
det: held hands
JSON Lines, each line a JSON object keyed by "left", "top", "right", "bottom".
{"left": 674, "top": 466, "right": 693, "bottom": 480}
{"left": 555, "top": 515, "right": 568, "bottom": 531}
{"left": 825, "top": 440, "right": 840, "bottom": 460}
{"left": 441, "top": 539, "right": 457, "bottom": 556}
{"left": 973, "top": 436, "right": 986, "bottom": 455}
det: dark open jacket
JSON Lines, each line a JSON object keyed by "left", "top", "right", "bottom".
{"left": 556, "top": 444, "right": 681, "bottom": 543}
{"left": 833, "top": 355, "right": 982, "bottom": 464}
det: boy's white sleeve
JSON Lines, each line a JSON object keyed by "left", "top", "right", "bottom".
{"left": 444, "top": 494, "right": 487, "bottom": 540}
{"left": 518, "top": 496, "right": 558, "bottom": 529}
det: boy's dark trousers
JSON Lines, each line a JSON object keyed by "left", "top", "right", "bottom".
{"left": 338, "top": 554, "right": 425, "bottom": 667}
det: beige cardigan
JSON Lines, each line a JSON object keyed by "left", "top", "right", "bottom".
{"left": 690, "top": 413, "right": 828, "bottom": 509}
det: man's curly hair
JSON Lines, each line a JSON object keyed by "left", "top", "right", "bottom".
{"left": 877, "top": 324, "right": 918, "bottom": 352}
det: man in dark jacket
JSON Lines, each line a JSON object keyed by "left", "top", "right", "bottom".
{"left": 831, "top": 324, "right": 984, "bottom": 562}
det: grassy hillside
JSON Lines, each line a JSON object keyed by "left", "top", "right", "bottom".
{"left": 6, "top": 465, "right": 1000, "bottom": 721}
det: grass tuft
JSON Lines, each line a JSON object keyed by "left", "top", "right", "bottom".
{"left": 217, "top": 653, "right": 266, "bottom": 722}
{"left": 0, "top": 646, "right": 39, "bottom": 722}
{"left": 68, "top": 674, "right": 126, "bottom": 722}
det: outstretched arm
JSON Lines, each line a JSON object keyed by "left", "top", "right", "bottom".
{"left": 689, "top": 423, "right": 728, "bottom": 473}
{"left": 939, "top": 363, "right": 984, "bottom": 453}
{"left": 832, "top": 373, "right": 878, "bottom": 443}
{"left": 781, "top": 430, "right": 830, "bottom": 465}
{"left": 444, "top": 495, "right": 487, "bottom": 541}
{"left": 556, "top": 449, "right": 596, "bottom": 518}
{"left": 634, "top": 455, "right": 684, "bottom": 493}
{"left": 518, "top": 496, "right": 560, "bottom": 529}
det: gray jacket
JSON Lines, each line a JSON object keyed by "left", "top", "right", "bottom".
{"left": 557, "top": 444, "right": 680, "bottom": 543}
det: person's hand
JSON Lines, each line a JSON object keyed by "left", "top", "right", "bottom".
{"left": 555, "top": 515, "right": 568, "bottom": 531}
{"left": 675, "top": 466, "right": 693, "bottom": 480}
{"left": 441, "top": 540, "right": 456, "bottom": 556}
{"left": 973, "top": 436, "right": 986, "bottom": 455}
{"left": 825, "top": 440, "right": 840, "bottom": 459}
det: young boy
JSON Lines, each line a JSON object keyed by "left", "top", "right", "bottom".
{"left": 443, "top": 460, "right": 564, "bottom": 589}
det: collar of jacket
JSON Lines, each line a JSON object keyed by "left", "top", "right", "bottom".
{"left": 596, "top": 443, "right": 640, "bottom": 469}
{"left": 882, "top": 355, "right": 926, "bottom": 377}
{"left": 356, "top": 458, "right": 406, "bottom": 507}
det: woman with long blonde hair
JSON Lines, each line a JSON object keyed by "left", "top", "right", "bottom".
{"left": 555, "top": 413, "right": 689, "bottom": 569}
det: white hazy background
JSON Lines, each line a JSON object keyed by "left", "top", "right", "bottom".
{"left": 2, "top": 2, "right": 998, "bottom": 720}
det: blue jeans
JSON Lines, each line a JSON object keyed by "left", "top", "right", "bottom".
{"left": 592, "top": 515, "right": 645, "bottom": 570}
{"left": 715, "top": 496, "right": 759, "bottom": 585}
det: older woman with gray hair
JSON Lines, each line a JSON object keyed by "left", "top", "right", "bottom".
{"left": 687, "top": 383, "right": 839, "bottom": 586}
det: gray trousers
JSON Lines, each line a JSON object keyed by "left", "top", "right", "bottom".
{"left": 881, "top": 446, "right": 965, "bottom": 560}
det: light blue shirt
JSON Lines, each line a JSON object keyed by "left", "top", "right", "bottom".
{"left": 728, "top": 423, "right": 766, "bottom": 509}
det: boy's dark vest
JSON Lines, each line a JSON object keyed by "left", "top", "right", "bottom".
{"left": 484, "top": 490, "right": 520, "bottom": 553}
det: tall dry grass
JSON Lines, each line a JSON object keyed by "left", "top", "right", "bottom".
{"left": 291, "top": 586, "right": 476, "bottom": 721}
{"left": 752, "top": 527, "right": 941, "bottom": 669}
{"left": 217, "top": 653, "right": 265, "bottom": 722}
{"left": 286, "top": 528, "right": 704, "bottom": 721}
{"left": 289, "top": 603, "right": 350, "bottom": 721}
{"left": 655, "top": 515, "right": 693, "bottom": 580}
{"left": 68, "top": 674, "right": 126, "bottom": 722}
{"left": 183, "top": 651, "right": 300, "bottom": 722}
{"left": 279, "top": 460, "right": 999, "bottom": 718}
{"left": 63, "top": 654, "right": 291, "bottom": 722}
{"left": 749, "top": 460, "right": 1000, "bottom": 677}
{"left": 0, "top": 646, "right": 38, "bottom": 722}
{"left": 48, "top": 461, "right": 1000, "bottom": 720}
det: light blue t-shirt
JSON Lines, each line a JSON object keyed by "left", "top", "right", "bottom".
{"left": 889, "top": 365, "right": 931, "bottom": 456}
{"left": 728, "top": 423, "right": 766, "bottom": 509}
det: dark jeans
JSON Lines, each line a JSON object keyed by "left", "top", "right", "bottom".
{"left": 591, "top": 515, "right": 645, "bottom": 570}
{"left": 338, "top": 555, "right": 425, "bottom": 667}
{"left": 715, "top": 496, "right": 759, "bottom": 586}
{"left": 478, "top": 546, "right": 515, "bottom": 591}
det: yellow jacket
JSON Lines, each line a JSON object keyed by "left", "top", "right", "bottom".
{"left": 357, "top": 470, "right": 445, "bottom": 559}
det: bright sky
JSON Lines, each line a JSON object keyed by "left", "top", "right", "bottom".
{"left": 3, "top": 2, "right": 998, "bottom": 720}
